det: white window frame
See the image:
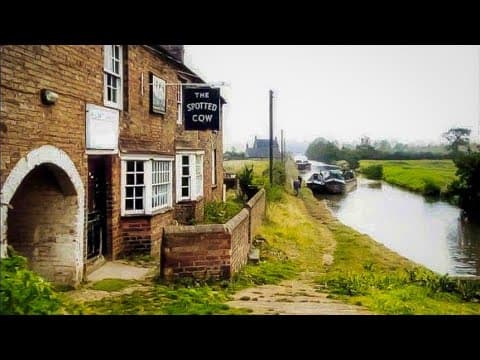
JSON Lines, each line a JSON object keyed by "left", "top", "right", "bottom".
{"left": 176, "top": 150, "right": 204, "bottom": 202}
{"left": 152, "top": 160, "right": 173, "bottom": 211}
{"left": 121, "top": 154, "right": 174, "bottom": 216}
{"left": 176, "top": 83, "right": 182, "bottom": 125}
{"left": 104, "top": 45, "right": 123, "bottom": 110}
{"left": 179, "top": 154, "right": 191, "bottom": 201}
{"left": 211, "top": 148, "right": 217, "bottom": 186}
{"left": 195, "top": 154, "right": 203, "bottom": 197}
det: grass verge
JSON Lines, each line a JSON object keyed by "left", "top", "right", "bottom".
{"left": 301, "top": 188, "right": 480, "bottom": 314}
{"left": 359, "top": 159, "right": 456, "bottom": 196}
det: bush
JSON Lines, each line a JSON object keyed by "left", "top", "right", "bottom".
{"left": 238, "top": 165, "right": 254, "bottom": 200}
{"left": 423, "top": 179, "right": 441, "bottom": 196}
{"left": 262, "top": 161, "right": 286, "bottom": 186}
{"left": 0, "top": 252, "right": 62, "bottom": 315}
{"left": 361, "top": 164, "right": 383, "bottom": 180}
{"left": 264, "top": 183, "right": 284, "bottom": 203}
{"left": 204, "top": 199, "right": 243, "bottom": 224}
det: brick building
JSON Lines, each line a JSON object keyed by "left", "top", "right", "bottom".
{"left": 0, "top": 45, "right": 225, "bottom": 285}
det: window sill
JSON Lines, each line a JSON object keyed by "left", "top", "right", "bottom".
{"left": 177, "top": 196, "right": 203, "bottom": 204}
{"left": 211, "top": 184, "right": 217, "bottom": 189}
{"left": 151, "top": 207, "right": 174, "bottom": 216}
{"left": 103, "top": 102, "right": 123, "bottom": 111}
{"left": 122, "top": 207, "right": 173, "bottom": 218}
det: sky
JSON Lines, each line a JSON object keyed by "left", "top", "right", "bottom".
{"left": 184, "top": 45, "right": 480, "bottom": 151}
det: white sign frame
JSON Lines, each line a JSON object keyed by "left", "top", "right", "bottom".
{"left": 85, "top": 103, "right": 119, "bottom": 152}
{"left": 150, "top": 73, "right": 166, "bottom": 114}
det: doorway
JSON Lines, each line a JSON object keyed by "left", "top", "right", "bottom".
{"left": 87, "top": 156, "right": 107, "bottom": 260}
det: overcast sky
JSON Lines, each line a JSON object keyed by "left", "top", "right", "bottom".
{"left": 184, "top": 45, "right": 480, "bottom": 151}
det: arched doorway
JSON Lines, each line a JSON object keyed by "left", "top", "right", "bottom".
{"left": 1, "top": 145, "right": 84, "bottom": 285}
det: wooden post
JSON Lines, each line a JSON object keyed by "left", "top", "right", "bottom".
{"left": 269, "top": 90, "right": 273, "bottom": 185}
{"left": 281, "top": 129, "right": 284, "bottom": 163}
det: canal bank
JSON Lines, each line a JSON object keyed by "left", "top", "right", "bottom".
{"left": 325, "top": 177, "right": 480, "bottom": 277}
{"left": 298, "top": 185, "right": 480, "bottom": 314}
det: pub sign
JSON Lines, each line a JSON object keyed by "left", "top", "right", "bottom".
{"left": 183, "top": 86, "right": 220, "bottom": 131}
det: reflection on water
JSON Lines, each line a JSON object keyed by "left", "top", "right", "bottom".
{"left": 366, "top": 181, "right": 382, "bottom": 189}
{"left": 310, "top": 172, "right": 480, "bottom": 276}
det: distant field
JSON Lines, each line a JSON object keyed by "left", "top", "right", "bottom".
{"left": 359, "top": 160, "right": 457, "bottom": 194}
{"left": 224, "top": 159, "right": 269, "bottom": 178}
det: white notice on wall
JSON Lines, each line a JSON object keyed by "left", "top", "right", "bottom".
{"left": 86, "top": 104, "right": 119, "bottom": 150}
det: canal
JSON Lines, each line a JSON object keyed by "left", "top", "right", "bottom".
{"left": 300, "top": 160, "right": 480, "bottom": 276}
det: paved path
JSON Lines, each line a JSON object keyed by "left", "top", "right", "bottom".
{"left": 227, "top": 279, "right": 373, "bottom": 315}
{"left": 66, "top": 261, "right": 156, "bottom": 304}
{"left": 87, "top": 261, "right": 152, "bottom": 282}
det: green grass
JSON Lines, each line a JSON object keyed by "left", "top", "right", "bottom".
{"left": 359, "top": 159, "right": 457, "bottom": 195}
{"left": 82, "top": 284, "right": 252, "bottom": 315}
{"left": 90, "top": 279, "right": 136, "bottom": 292}
{"left": 224, "top": 159, "right": 269, "bottom": 178}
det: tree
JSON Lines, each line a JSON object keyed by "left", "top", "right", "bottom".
{"left": 305, "top": 138, "right": 340, "bottom": 163}
{"left": 393, "top": 142, "right": 408, "bottom": 153}
{"left": 443, "top": 128, "right": 471, "bottom": 153}
{"left": 447, "top": 152, "right": 480, "bottom": 221}
{"left": 374, "top": 139, "right": 392, "bottom": 153}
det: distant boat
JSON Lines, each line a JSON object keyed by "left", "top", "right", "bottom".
{"left": 295, "top": 159, "right": 311, "bottom": 171}
{"left": 306, "top": 166, "right": 356, "bottom": 194}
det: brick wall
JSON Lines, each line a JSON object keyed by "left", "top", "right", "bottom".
{"left": 120, "top": 217, "right": 152, "bottom": 256}
{"left": 174, "top": 197, "right": 204, "bottom": 225}
{"left": 1, "top": 45, "right": 100, "bottom": 187}
{"left": 227, "top": 209, "right": 250, "bottom": 275}
{"left": 162, "top": 208, "right": 250, "bottom": 281}
{"left": 105, "top": 155, "right": 122, "bottom": 259}
{"left": 246, "top": 188, "right": 266, "bottom": 242}
{"left": 150, "top": 210, "right": 174, "bottom": 257}
{"left": 119, "top": 46, "right": 178, "bottom": 155}
{"left": 119, "top": 211, "right": 175, "bottom": 258}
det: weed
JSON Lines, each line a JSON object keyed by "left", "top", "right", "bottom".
{"left": 90, "top": 279, "right": 135, "bottom": 292}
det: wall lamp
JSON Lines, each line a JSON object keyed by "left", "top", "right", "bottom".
{"left": 41, "top": 89, "right": 59, "bottom": 105}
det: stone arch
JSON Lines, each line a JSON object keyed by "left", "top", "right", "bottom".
{"left": 1, "top": 145, "right": 84, "bottom": 285}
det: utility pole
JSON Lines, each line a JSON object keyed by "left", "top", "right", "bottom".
{"left": 281, "top": 129, "right": 284, "bottom": 163}
{"left": 269, "top": 90, "right": 273, "bottom": 185}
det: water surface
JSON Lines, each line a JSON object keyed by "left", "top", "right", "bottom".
{"left": 301, "top": 160, "right": 480, "bottom": 276}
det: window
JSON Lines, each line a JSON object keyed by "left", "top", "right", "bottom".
{"left": 176, "top": 84, "right": 182, "bottom": 124}
{"left": 176, "top": 152, "right": 204, "bottom": 202}
{"left": 211, "top": 149, "right": 217, "bottom": 185}
{"left": 104, "top": 45, "right": 123, "bottom": 109}
{"left": 180, "top": 155, "right": 190, "bottom": 199}
{"left": 152, "top": 160, "right": 171, "bottom": 210}
{"left": 124, "top": 160, "right": 144, "bottom": 213}
{"left": 122, "top": 157, "right": 173, "bottom": 216}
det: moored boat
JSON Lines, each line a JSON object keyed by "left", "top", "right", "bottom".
{"left": 306, "top": 167, "right": 356, "bottom": 194}
{"left": 296, "top": 159, "right": 311, "bottom": 171}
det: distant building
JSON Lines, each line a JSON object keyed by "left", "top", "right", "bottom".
{"left": 246, "top": 136, "right": 281, "bottom": 158}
